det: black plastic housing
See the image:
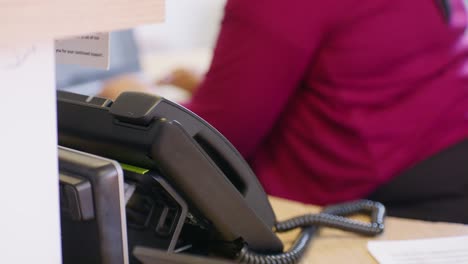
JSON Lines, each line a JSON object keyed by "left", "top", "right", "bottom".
{"left": 59, "top": 146, "right": 128, "bottom": 264}
{"left": 57, "top": 91, "right": 283, "bottom": 253}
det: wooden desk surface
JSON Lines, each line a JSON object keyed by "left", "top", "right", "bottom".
{"left": 0, "top": 0, "right": 165, "bottom": 45}
{"left": 269, "top": 197, "right": 468, "bottom": 264}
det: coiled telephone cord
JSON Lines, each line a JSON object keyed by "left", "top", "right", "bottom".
{"left": 236, "top": 200, "right": 386, "bottom": 264}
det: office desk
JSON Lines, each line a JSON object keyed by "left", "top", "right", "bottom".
{"left": 269, "top": 197, "right": 468, "bottom": 264}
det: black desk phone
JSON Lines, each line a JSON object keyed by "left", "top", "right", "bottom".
{"left": 57, "top": 91, "right": 386, "bottom": 264}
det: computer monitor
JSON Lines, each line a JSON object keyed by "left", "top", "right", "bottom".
{"left": 59, "top": 146, "right": 129, "bottom": 264}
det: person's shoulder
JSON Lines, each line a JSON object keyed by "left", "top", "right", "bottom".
{"left": 224, "top": 0, "right": 357, "bottom": 26}
{"left": 225, "top": 0, "right": 338, "bottom": 14}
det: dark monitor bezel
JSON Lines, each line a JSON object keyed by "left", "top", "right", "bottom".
{"left": 59, "top": 146, "right": 129, "bottom": 264}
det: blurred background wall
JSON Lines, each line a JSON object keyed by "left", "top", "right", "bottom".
{"left": 135, "top": 0, "right": 227, "bottom": 53}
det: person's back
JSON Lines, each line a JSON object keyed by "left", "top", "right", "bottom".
{"left": 99, "top": 0, "right": 468, "bottom": 222}
{"left": 249, "top": 0, "right": 468, "bottom": 204}
{"left": 186, "top": 0, "right": 468, "bottom": 208}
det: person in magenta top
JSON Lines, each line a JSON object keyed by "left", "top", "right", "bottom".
{"left": 101, "top": 0, "right": 468, "bottom": 222}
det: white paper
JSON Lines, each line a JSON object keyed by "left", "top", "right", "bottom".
{"left": 0, "top": 41, "right": 61, "bottom": 264}
{"left": 368, "top": 236, "right": 468, "bottom": 264}
{"left": 55, "top": 32, "right": 110, "bottom": 69}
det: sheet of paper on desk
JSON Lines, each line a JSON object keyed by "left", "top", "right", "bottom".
{"left": 368, "top": 236, "right": 468, "bottom": 264}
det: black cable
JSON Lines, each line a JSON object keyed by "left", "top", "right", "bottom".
{"left": 236, "top": 200, "right": 385, "bottom": 264}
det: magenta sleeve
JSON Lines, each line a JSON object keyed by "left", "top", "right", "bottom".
{"left": 184, "top": 0, "right": 332, "bottom": 159}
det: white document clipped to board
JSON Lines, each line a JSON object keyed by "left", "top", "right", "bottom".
{"left": 368, "top": 236, "right": 468, "bottom": 264}
{"left": 55, "top": 32, "right": 110, "bottom": 69}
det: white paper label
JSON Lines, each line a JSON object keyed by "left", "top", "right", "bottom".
{"left": 55, "top": 32, "right": 110, "bottom": 69}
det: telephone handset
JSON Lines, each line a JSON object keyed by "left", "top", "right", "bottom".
{"left": 109, "top": 91, "right": 277, "bottom": 231}
{"left": 58, "top": 91, "right": 282, "bottom": 253}
{"left": 57, "top": 91, "right": 385, "bottom": 264}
